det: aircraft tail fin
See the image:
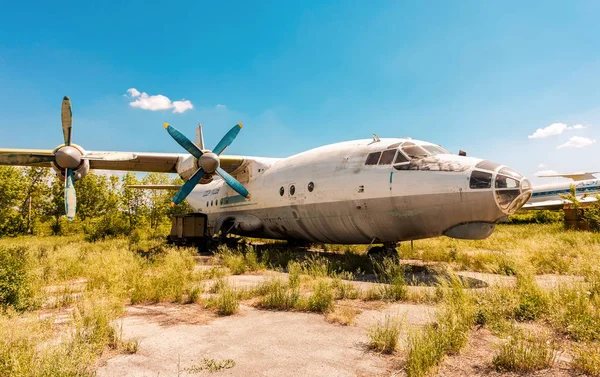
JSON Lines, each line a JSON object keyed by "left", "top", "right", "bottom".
{"left": 195, "top": 123, "right": 204, "bottom": 150}
{"left": 537, "top": 172, "right": 600, "bottom": 181}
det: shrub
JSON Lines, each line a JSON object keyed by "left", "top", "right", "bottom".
{"left": 0, "top": 246, "right": 38, "bottom": 311}
{"left": 368, "top": 315, "right": 401, "bottom": 354}
{"left": 258, "top": 280, "right": 300, "bottom": 310}
{"left": 214, "top": 285, "right": 239, "bottom": 316}
{"left": 307, "top": 280, "right": 334, "bottom": 313}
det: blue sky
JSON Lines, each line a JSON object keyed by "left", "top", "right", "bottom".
{"left": 1, "top": 1, "right": 600, "bottom": 184}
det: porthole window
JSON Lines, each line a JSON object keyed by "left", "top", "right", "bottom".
{"left": 308, "top": 182, "right": 314, "bottom": 192}
{"left": 280, "top": 187, "right": 285, "bottom": 196}
{"left": 290, "top": 185, "right": 296, "bottom": 196}
{"left": 206, "top": 201, "right": 209, "bottom": 207}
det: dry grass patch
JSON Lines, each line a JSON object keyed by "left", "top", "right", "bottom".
{"left": 492, "top": 329, "right": 558, "bottom": 372}
{"left": 326, "top": 305, "right": 360, "bottom": 326}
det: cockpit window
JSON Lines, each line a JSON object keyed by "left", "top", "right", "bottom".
{"left": 422, "top": 145, "right": 449, "bottom": 155}
{"left": 470, "top": 170, "right": 492, "bottom": 189}
{"left": 498, "top": 167, "right": 523, "bottom": 180}
{"left": 394, "top": 151, "right": 409, "bottom": 164}
{"left": 365, "top": 152, "right": 381, "bottom": 165}
{"left": 378, "top": 149, "right": 396, "bottom": 165}
{"left": 401, "top": 145, "right": 430, "bottom": 159}
{"left": 495, "top": 174, "right": 520, "bottom": 189}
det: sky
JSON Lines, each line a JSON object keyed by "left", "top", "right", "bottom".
{"left": 1, "top": 1, "right": 600, "bottom": 184}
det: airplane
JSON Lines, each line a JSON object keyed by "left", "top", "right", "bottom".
{"left": 0, "top": 96, "right": 534, "bottom": 254}
{"left": 523, "top": 172, "right": 600, "bottom": 210}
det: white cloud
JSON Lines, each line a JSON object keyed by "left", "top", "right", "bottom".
{"left": 127, "top": 88, "right": 141, "bottom": 98}
{"left": 172, "top": 100, "right": 194, "bottom": 113}
{"left": 534, "top": 169, "right": 559, "bottom": 177}
{"left": 538, "top": 163, "right": 546, "bottom": 168}
{"left": 216, "top": 104, "right": 227, "bottom": 110}
{"left": 528, "top": 122, "right": 587, "bottom": 139}
{"left": 126, "top": 88, "right": 194, "bottom": 113}
{"left": 557, "top": 136, "right": 596, "bottom": 149}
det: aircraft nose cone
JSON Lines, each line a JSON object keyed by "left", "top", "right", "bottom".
{"left": 55, "top": 146, "right": 82, "bottom": 169}
{"left": 199, "top": 152, "right": 220, "bottom": 173}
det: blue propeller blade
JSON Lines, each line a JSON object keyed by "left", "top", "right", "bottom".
{"left": 164, "top": 123, "right": 204, "bottom": 159}
{"left": 212, "top": 123, "right": 242, "bottom": 156}
{"left": 172, "top": 168, "right": 205, "bottom": 205}
{"left": 216, "top": 167, "right": 250, "bottom": 198}
{"left": 64, "top": 168, "right": 76, "bottom": 220}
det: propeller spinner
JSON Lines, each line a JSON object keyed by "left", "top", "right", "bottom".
{"left": 164, "top": 122, "right": 250, "bottom": 206}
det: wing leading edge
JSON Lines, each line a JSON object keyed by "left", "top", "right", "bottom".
{"left": 0, "top": 148, "right": 248, "bottom": 175}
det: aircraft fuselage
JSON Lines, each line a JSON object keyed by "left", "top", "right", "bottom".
{"left": 184, "top": 138, "right": 532, "bottom": 244}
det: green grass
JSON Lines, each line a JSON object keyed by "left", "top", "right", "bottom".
{"left": 213, "top": 285, "right": 240, "bottom": 316}
{"left": 367, "top": 315, "right": 402, "bottom": 354}
{"left": 572, "top": 343, "right": 600, "bottom": 376}
{"left": 258, "top": 279, "right": 300, "bottom": 310}
{"left": 405, "top": 276, "right": 475, "bottom": 377}
{"left": 307, "top": 280, "right": 335, "bottom": 313}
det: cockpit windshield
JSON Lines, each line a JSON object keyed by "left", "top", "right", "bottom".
{"left": 400, "top": 143, "right": 449, "bottom": 159}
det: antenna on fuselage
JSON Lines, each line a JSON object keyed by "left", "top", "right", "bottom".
{"left": 195, "top": 123, "right": 205, "bottom": 150}
{"left": 372, "top": 133, "right": 381, "bottom": 142}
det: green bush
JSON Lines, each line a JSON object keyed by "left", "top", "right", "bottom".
{"left": 583, "top": 200, "right": 600, "bottom": 232}
{"left": 506, "top": 210, "right": 563, "bottom": 224}
{"left": 0, "top": 246, "right": 37, "bottom": 311}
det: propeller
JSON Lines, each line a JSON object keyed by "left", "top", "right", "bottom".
{"left": 164, "top": 122, "right": 250, "bottom": 206}
{"left": 0, "top": 96, "right": 137, "bottom": 220}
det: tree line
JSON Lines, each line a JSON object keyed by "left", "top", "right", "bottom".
{"left": 0, "top": 167, "right": 190, "bottom": 238}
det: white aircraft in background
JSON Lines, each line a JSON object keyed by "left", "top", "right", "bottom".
{"left": 523, "top": 172, "right": 600, "bottom": 210}
{"left": 0, "top": 97, "right": 533, "bottom": 253}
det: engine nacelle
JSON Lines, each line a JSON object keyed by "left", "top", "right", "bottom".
{"left": 52, "top": 159, "right": 90, "bottom": 181}
{"left": 176, "top": 154, "right": 199, "bottom": 181}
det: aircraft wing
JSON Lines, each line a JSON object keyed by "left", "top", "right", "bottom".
{"left": 537, "top": 172, "right": 599, "bottom": 181}
{"left": 523, "top": 196, "right": 599, "bottom": 210}
{"left": 0, "top": 148, "right": 247, "bottom": 175}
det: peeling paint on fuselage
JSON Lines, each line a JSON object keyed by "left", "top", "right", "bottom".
{"left": 184, "top": 138, "right": 513, "bottom": 244}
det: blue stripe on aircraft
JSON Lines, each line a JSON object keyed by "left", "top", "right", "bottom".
{"left": 532, "top": 186, "right": 600, "bottom": 198}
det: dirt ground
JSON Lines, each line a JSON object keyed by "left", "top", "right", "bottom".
{"left": 97, "top": 265, "right": 581, "bottom": 377}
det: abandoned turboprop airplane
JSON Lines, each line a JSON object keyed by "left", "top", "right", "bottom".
{"left": 0, "top": 96, "right": 533, "bottom": 249}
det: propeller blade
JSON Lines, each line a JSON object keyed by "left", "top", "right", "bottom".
{"left": 0, "top": 154, "right": 55, "bottom": 165}
{"left": 61, "top": 96, "right": 73, "bottom": 146}
{"left": 216, "top": 167, "right": 250, "bottom": 198}
{"left": 212, "top": 123, "right": 242, "bottom": 155}
{"left": 64, "top": 168, "right": 77, "bottom": 221}
{"left": 172, "top": 168, "right": 205, "bottom": 205}
{"left": 164, "top": 123, "right": 203, "bottom": 158}
{"left": 83, "top": 152, "right": 137, "bottom": 161}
